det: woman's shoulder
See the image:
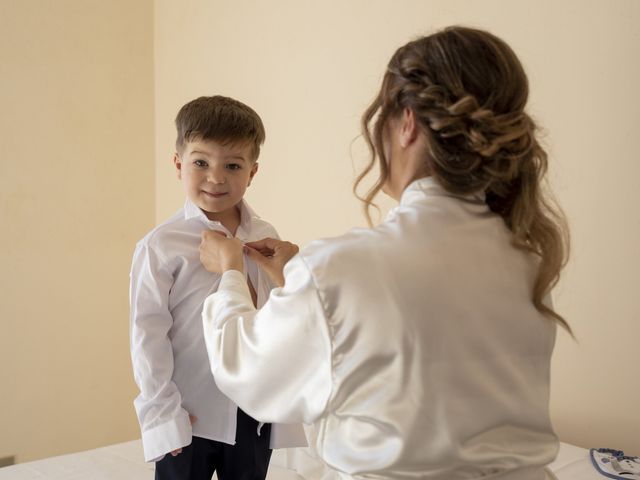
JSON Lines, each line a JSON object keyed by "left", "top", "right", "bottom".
{"left": 296, "top": 225, "right": 389, "bottom": 277}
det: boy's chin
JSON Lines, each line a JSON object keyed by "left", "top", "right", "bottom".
{"left": 194, "top": 198, "right": 239, "bottom": 215}
{"left": 199, "top": 205, "right": 229, "bottom": 215}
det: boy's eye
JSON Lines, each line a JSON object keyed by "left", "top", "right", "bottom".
{"left": 194, "top": 160, "right": 208, "bottom": 167}
{"left": 226, "top": 163, "right": 242, "bottom": 170}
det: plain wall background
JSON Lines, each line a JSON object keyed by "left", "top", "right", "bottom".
{"left": 1, "top": 0, "right": 638, "bottom": 465}
{"left": 0, "top": 0, "right": 154, "bottom": 463}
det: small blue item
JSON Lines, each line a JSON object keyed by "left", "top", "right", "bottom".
{"left": 590, "top": 448, "right": 640, "bottom": 480}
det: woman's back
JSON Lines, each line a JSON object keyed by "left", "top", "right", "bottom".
{"left": 300, "top": 177, "right": 558, "bottom": 479}
{"left": 199, "top": 26, "right": 569, "bottom": 480}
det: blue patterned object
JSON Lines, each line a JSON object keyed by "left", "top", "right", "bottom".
{"left": 590, "top": 448, "right": 640, "bottom": 480}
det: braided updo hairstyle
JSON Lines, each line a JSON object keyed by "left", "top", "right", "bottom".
{"left": 356, "top": 26, "right": 570, "bottom": 331}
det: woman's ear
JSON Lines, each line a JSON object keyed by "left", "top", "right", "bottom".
{"left": 399, "top": 108, "right": 418, "bottom": 148}
{"left": 173, "top": 153, "right": 182, "bottom": 180}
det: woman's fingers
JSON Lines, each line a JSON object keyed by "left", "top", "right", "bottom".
{"left": 245, "top": 238, "right": 281, "bottom": 253}
{"left": 245, "top": 244, "right": 275, "bottom": 256}
{"left": 272, "top": 242, "right": 300, "bottom": 265}
{"left": 244, "top": 246, "right": 284, "bottom": 287}
{"left": 197, "top": 233, "right": 297, "bottom": 277}
{"left": 244, "top": 239, "right": 299, "bottom": 288}
{"left": 245, "top": 238, "right": 279, "bottom": 248}
{"left": 246, "top": 238, "right": 299, "bottom": 256}
{"left": 244, "top": 244, "right": 273, "bottom": 266}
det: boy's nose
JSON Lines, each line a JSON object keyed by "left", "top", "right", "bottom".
{"left": 207, "top": 167, "right": 226, "bottom": 184}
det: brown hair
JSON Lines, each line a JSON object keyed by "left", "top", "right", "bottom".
{"left": 175, "top": 95, "right": 265, "bottom": 160}
{"left": 356, "top": 26, "right": 571, "bottom": 332}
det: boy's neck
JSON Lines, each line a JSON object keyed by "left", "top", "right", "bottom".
{"left": 204, "top": 205, "right": 242, "bottom": 236}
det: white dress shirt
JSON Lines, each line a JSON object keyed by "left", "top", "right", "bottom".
{"left": 202, "top": 177, "right": 560, "bottom": 479}
{"left": 130, "top": 199, "right": 306, "bottom": 463}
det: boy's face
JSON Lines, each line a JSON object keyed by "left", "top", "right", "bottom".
{"left": 174, "top": 138, "right": 258, "bottom": 220}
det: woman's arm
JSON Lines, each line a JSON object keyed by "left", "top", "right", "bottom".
{"left": 201, "top": 254, "right": 333, "bottom": 425}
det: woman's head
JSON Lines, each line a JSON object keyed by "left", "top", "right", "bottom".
{"left": 360, "top": 26, "right": 534, "bottom": 204}
{"left": 357, "top": 26, "right": 570, "bottom": 331}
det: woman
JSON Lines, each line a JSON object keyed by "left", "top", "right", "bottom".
{"left": 199, "top": 26, "right": 569, "bottom": 480}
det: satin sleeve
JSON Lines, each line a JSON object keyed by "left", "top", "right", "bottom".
{"left": 202, "top": 255, "right": 333, "bottom": 425}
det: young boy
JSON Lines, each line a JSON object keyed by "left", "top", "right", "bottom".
{"left": 129, "top": 96, "right": 306, "bottom": 480}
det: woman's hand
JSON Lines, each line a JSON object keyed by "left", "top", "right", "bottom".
{"left": 244, "top": 238, "right": 299, "bottom": 287}
{"left": 199, "top": 230, "right": 244, "bottom": 274}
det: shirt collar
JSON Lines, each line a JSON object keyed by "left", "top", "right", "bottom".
{"left": 399, "top": 176, "right": 486, "bottom": 206}
{"left": 183, "top": 198, "right": 260, "bottom": 230}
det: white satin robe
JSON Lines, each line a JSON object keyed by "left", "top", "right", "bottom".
{"left": 202, "top": 177, "right": 559, "bottom": 479}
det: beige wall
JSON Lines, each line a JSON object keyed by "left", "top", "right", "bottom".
{"left": 0, "top": 0, "right": 154, "bottom": 463}
{"left": 155, "top": 0, "right": 640, "bottom": 453}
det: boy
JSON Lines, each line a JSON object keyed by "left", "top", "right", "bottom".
{"left": 130, "top": 96, "right": 306, "bottom": 480}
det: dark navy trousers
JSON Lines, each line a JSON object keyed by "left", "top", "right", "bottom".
{"left": 155, "top": 409, "right": 272, "bottom": 480}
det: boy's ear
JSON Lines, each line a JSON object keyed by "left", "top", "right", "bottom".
{"left": 248, "top": 162, "right": 259, "bottom": 186}
{"left": 173, "top": 153, "right": 182, "bottom": 180}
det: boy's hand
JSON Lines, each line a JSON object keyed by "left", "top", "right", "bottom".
{"left": 169, "top": 414, "right": 197, "bottom": 457}
{"left": 200, "top": 231, "right": 244, "bottom": 273}
{"left": 244, "top": 238, "right": 299, "bottom": 287}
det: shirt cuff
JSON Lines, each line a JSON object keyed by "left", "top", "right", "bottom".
{"left": 141, "top": 410, "right": 192, "bottom": 462}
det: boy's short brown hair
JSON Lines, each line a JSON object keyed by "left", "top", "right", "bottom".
{"left": 175, "top": 95, "right": 265, "bottom": 161}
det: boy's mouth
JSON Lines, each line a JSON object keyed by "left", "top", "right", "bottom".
{"left": 202, "top": 191, "right": 228, "bottom": 198}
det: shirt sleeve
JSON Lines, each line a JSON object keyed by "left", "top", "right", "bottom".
{"left": 129, "top": 243, "right": 191, "bottom": 462}
{"left": 202, "top": 255, "right": 333, "bottom": 425}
